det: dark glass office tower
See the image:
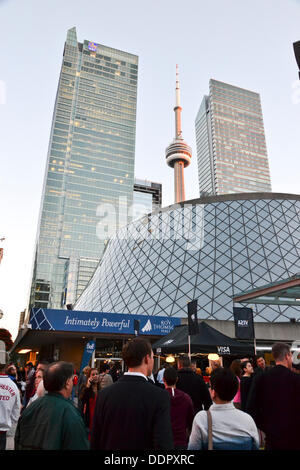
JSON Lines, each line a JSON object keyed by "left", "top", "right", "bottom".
{"left": 196, "top": 79, "right": 271, "bottom": 195}
{"left": 133, "top": 178, "right": 162, "bottom": 220}
{"left": 29, "top": 27, "right": 138, "bottom": 309}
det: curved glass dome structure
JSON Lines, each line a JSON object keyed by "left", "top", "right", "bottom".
{"left": 75, "top": 193, "right": 300, "bottom": 322}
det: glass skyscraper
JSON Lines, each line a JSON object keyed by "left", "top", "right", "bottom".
{"left": 29, "top": 27, "right": 138, "bottom": 310}
{"left": 195, "top": 79, "right": 272, "bottom": 195}
{"left": 133, "top": 179, "right": 162, "bottom": 221}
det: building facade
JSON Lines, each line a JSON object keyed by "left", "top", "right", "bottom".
{"left": 195, "top": 79, "right": 272, "bottom": 196}
{"left": 75, "top": 193, "right": 300, "bottom": 323}
{"left": 133, "top": 178, "right": 162, "bottom": 221}
{"left": 29, "top": 27, "right": 138, "bottom": 310}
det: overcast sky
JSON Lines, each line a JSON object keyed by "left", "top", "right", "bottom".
{"left": 0, "top": 0, "right": 299, "bottom": 339}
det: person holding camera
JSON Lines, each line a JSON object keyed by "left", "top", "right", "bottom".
{"left": 80, "top": 368, "right": 100, "bottom": 439}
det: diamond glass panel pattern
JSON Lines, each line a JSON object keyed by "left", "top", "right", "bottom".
{"left": 75, "top": 196, "right": 300, "bottom": 322}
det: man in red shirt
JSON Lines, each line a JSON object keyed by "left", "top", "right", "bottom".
{"left": 163, "top": 367, "right": 194, "bottom": 450}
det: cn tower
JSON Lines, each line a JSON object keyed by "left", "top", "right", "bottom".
{"left": 165, "top": 65, "right": 192, "bottom": 203}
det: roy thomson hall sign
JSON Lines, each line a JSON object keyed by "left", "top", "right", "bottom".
{"left": 29, "top": 308, "right": 181, "bottom": 336}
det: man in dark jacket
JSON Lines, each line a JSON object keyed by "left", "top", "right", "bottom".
{"left": 246, "top": 343, "right": 300, "bottom": 450}
{"left": 15, "top": 361, "right": 89, "bottom": 450}
{"left": 91, "top": 337, "right": 174, "bottom": 450}
{"left": 176, "top": 356, "right": 212, "bottom": 414}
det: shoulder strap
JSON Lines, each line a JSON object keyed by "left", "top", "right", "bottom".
{"left": 206, "top": 409, "right": 213, "bottom": 451}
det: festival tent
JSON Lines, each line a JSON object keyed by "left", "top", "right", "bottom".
{"left": 152, "top": 321, "right": 255, "bottom": 356}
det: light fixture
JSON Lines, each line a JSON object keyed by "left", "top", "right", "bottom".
{"left": 208, "top": 353, "right": 220, "bottom": 361}
{"left": 165, "top": 355, "right": 175, "bottom": 363}
{"left": 18, "top": 349, "right": 32, "bottom": 354}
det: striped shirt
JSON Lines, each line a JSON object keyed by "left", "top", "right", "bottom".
{"left": 188, "top": 402, "right": 259, "bottom": 450}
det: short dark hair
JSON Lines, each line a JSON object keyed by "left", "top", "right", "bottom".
{"left": 122, "top": 338, "right": 152, "bottom": 368}
{"left": 255, "top": 355, "right": 265, "bottom": 364}
{"left": 272, "top": 342, "right": 291, "bottom": 362}
{"left": 163, "top": 367, "right": 177, "bottom": 386}
{"left": 100, "top": 363, "right": 110, "bottom": 373}
{"left": 43, "top": 361, "right": 74, "bottom": 393}
{"left": 178, "top": 355, "right": 191, "bottom": 368}
{"left": 210, "top": 368, "right": 239, "bottom": 401}
{"left": 240, "top": 361, "right": 251, "bottom": 374}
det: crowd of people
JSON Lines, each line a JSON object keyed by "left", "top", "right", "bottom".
{"left": 0, "top": 338, "right": 299, "bottom": 451}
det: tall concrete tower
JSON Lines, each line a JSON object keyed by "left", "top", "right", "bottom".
{"left": 165, "top": 66, "right": 192, "bottom": 203}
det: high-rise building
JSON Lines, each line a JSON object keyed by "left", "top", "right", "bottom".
{"left": 133, "top": 178, "right": 162, "bottom": 220}
{"left": 293, "top": 41, "right": 300, "bottom": 79}
{"left": 195, "top": 79, "right": 272, "bottom": 196}
{"left": 29, "top": 27, "right": 138, "bottom": 310}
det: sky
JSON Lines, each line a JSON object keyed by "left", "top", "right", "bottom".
{"left": 0, "top": 0, "right": 299, "bottom": 340}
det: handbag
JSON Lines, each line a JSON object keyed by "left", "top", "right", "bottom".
{"left": 206, "top": 409, "right": 213, "bottom": 450}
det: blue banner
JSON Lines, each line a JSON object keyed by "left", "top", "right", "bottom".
{"left": 79, "top": 340, "right": 96, "bottom": 373}
{"left": 30, "top": 308, "right": 181, "bottom": 336}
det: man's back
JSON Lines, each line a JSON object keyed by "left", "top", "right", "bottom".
{"left": 166, "top": 388, "right": 194, "bottom": 448}
{"left": 0, "top": 374, "right": 20, "bottom": 432}
{"left": 91, "top": 375, "right": 173, "bottom": 450}
{"left": 188, "top": 403, "right": 259, "bottom": 450}
{"left": 247, "top": 365, "right": 300, "bottom": 450}
{"left": 176, "top": 368, "right": 212, "bottom": 413}
{"left": 15, "top": 392, "right": 89, "bottom": 450}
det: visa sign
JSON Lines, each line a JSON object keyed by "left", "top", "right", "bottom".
{"left": 217, "top": 346, "right": 231, "bottom": 355}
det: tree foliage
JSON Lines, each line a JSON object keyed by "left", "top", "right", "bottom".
{"left": 0, "top": 329, "right": 13, "bottom": 350}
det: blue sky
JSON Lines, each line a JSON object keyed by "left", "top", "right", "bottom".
{"left": 0, "top": 0, "right": 299, "bottom": 338}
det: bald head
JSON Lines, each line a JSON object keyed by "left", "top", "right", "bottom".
{"left": 43, "top": 361, "right": 74, "bottom": 396}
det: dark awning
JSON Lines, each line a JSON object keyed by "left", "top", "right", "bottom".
{"left": 152, "top": 321, "right": 255, "bottom": 355}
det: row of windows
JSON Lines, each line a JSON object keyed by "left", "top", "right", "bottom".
{"left": 77, "top": 77, "right": 137, "bottom": 97}
{"left": 81, "top": 47, "right": 137, "bottom": 67}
